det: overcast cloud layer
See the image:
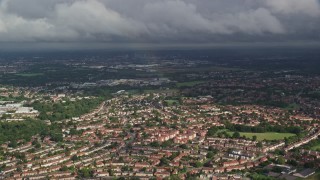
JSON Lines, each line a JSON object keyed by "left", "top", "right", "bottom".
{"left": 0, "top": 0, "right": 320, "bottom": 43}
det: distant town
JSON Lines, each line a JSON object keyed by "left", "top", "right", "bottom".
{"left": 0, "top": 49, "right": 320, "bottom": 180}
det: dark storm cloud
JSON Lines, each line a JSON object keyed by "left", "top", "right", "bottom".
{"left": 0, "top": 0, "right": 319, "bottom": 43}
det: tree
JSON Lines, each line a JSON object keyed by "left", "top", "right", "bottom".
{"left": 179, "top": 144, "right": 188, "bottom": 149}
{"left": 257, "top": 142, "right": 263, "bottom": 148}
{"left": 206, "top": 151, "right": 215, "bottom": 159}
{"left": 207, "top": 126, "right": 218, "bottom": 137}
{"left": 78, "top": 168, "right": 93, "bottom": 178}
{"left": 274, "top": 149, "right": 285, "bottom": 156}
{"left": 120, "top": 166, "right": 128, "bottom": 172}
{"left": 32, "top": 98, "right": 104, "bottom": 121}
{"left": 272, "top": 166, "right": 282, "bottom": 173}
{"left": 130, "top": 177, "right": 141, "bottom": 180}
{"left": 160, "top": 157, "right": 169, "bottom": 166}
{"left": 208, "top": 146, "right": 218, "bottom": 153}
{"left": 194, "top": 161, "right": 203, "bottom": 168}
{"left": 150, "top": 141, "right": 160, "bottom": 147}
{"left": 60, "top": 166, "right": 68, "bottom": 171}
{"left": 108, "top": 169, "right": 114, "bottom": 176}
{"left": 0, "top": 120, "right": 47, "bottom": 145}
{"left": 277, "top": 156, "right": 285, "bottom": 165}
{"left": 252, "top": 135, "right": 257, "bottom": 141}
{"left": 287, "top": 160, "right": 298, "bottom": 166}
{"left": 162, "top": 140, "right": 173, "bottom": 148}
{"left": 71, "top": 155, "right": 78, "bottom": 161}
{"left": 232, "top": 132, "right": 240, "bottom": 139}
{"left": 8, "top": 141, "right": 17, "bottom": 148}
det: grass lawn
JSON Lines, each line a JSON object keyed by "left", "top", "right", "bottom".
{"left": 311, "top": 144, "right": 320, "bottom": 151}
{"left": 176, "top": 81, "right": 206, "bottom": 87}
{"left": 285, "top": 103, "right": 300, "bottom": 110}
{"left": 164, "top": 100, "right": 180, "bottom": 106}
{"left": 227, "top": 132, "right": 296, "bottom": 141}
{"left": 126, "top": 89, "right": 140, "bottom": 95}
{"left": 15, "top": 73, "right": 44, "bottom": 77}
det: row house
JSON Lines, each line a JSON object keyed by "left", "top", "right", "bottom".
{"left": 96, "top": 172, "right": 109, "bottom": 177}
{"left": 154, "top": 171, "right": 170, "bottom": 178}
{"left": 225, "top": 165, "right": 246, "bottom": 172}
{"left": 49, "top": 172, "right": 72, "bottom": 178}
{"left": 7, "top": 142, "right": 32, "bottom": 153}
{"left": 263, "top": 142, "right": 285, "bottom": 152}
{"left": 223, "top": 160, "right": 239, "bottom": 167}
{"left": 42, "top": 154, "right": 64, "bottom": 163}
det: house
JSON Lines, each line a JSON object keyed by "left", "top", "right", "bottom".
{"left": 223, "top": 160, "right": 239, "bottom": 167}
{"left": 214, "top": 167, "right": 225, "bottom": 173}
{"left": 202, "top": 167, "right": 214, "bottom": 173}
{"left": 154, "top": 171, "right": 171, "bottom": 178}
{"left": 96, "top": 172, "right": 109, "bottom": 177}
{"left": 134, "top": 162, "right": 150, "bottom": 168}
{"left": 226, "top": 165, "right": 246, "bottom": 172}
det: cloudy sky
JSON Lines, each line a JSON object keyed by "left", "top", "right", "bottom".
{"left": 0, "top": 0, "right": 320, "bottom": 45}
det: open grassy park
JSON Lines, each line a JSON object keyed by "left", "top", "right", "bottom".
{"left": 311, "top": 144, "right": 320, "bottom": 151}
{"left": 164, "top": 100, "right": 180, "bottom": 106}
{"left": 227, "top": 132, "right": 296, "bottom": 141}
{"left": 308, "top": 139, "right": 320, "bottom": 151}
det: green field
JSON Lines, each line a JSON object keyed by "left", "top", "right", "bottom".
{"left": 311, "top": 144, "right": 320, "bottom": 151}
{"left": 176, "top": 81, "right": 206, "bottom": 87}
{"left": 15, "top": 73, "right": 44, "bottom": 77}
{"left": 285, "top": 103, "right": 300, "bottom": 110}
{"left": 164, "top": 100, "right": 180, "bottom": 106}
{"left": 228, "top": 132, "right": 296, "bottom": 141}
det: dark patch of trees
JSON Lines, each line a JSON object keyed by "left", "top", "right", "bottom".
{"left": 32, "top": 98, "right": 104, "bottom": 121}
{"left": 0, "top": 119, "right": 46, "bottom": 144}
